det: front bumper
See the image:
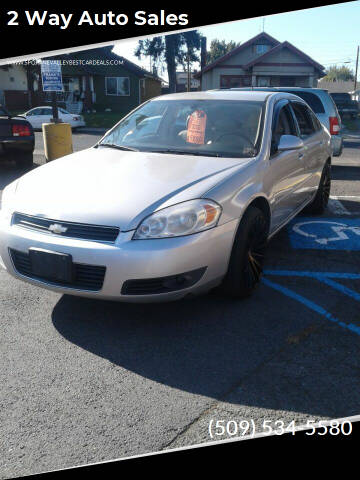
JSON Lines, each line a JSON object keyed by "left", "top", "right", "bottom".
{"left": 0, "top": 216, "right": 238, "bottom": 302}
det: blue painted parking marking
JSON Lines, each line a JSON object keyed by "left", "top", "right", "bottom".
{"left": 263, "top": 270, "right": 360, "bottom": 336}
{"left": 288, "top": 217, "right": 360, "bottom": 250}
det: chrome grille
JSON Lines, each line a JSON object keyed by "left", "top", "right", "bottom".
{"left": 12, "top": 213, "right": 119, "bottom": 243}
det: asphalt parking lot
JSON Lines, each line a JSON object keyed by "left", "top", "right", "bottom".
{"left": 0, "top": 132, "right": 359, "bottom": 478}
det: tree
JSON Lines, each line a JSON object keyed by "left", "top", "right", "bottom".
{"left": 207, "top": 39, "right": 240, "bottom": 64}
{"left": 323, "top": 65, "right": 355, "bottom": 82}
{"left": 135, "top": 31, "right": 201, "bottom": 93}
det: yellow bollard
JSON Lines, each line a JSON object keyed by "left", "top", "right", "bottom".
{"left": 42, "top": 123, "right": 73, "bottom": 162}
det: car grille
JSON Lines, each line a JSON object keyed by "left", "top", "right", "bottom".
{"left": 10, "top": 249, "right": 106, "bottom": 291}
{"left": 12, "top": 213, "right": 120, "bottom": 243}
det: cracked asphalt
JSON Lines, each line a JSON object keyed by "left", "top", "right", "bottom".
{"left": 0, "top": 133, "right": 359, "bottom": 478}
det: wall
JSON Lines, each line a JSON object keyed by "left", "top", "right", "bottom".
{"left": 141, "top": 78, "right": 162, "bottom": 102}
{"left": 0, "top": 65, "right": 27, "bottom": 91}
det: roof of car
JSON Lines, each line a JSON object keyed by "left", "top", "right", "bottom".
{"left": 231, "top": 87, "right": 329, "bottom": 93}
{"left": 153, "top": 90, "right": 276, "bottom": 102}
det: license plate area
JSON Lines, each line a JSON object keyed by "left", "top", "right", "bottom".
{"left": 29, "top": 248, "right": 73, "bottom": 283}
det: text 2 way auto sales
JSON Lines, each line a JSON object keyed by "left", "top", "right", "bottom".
{"left": 4, "top": 10, "right": 189, "bottom": 29}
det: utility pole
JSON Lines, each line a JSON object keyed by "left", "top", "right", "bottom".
{"left": 354, "top": 45, "right": 359, "bottom": 92}
{"left": 187, "top": 54, "right": 191, "bottom": 92}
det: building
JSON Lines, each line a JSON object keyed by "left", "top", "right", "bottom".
{"left": 0, "top": 64, "right": 31, "bottom": 111}
{"left": 45, "top": 46, "right": 163, "bottom": 115}
{"left": 195, "top": 32, "right": 325, "bottom": 90}
{"left": 0, "top": 47, "right": 163, "bottom": 115}
{"left": 175, "top": 71, "right": 200, "bottom": 92}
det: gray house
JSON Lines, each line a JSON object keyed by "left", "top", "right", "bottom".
{"left": 196, "top": 32, "right": 325, "bottom": 90}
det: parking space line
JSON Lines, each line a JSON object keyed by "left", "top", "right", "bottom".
{"left": 263, "top": 270, "right": 360, "bottom": 336}
{"left": 328, "top": 197, "right": 351, "bottom": 215}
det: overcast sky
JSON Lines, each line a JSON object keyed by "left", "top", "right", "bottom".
{"left": 113, "top": 1, "right": 360, "bottom": 81}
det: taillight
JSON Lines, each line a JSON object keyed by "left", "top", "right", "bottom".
{"left": 12, "top": 124, "right": 31, "bottom": 136}
{"left": 329, "top": 116, "right": 340, "bottom": 135}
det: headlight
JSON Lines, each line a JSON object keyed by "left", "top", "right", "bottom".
{"left": 133, "top": 199, "right": 222, "bottom": 240}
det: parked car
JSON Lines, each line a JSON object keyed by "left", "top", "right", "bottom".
{"left": 233, "top": 87, "right": 343, "bottom": 157}
{"left": 0, "top": 104, "right": 34, "bottom": 167}
{"left": 330, "top": 93, "right": 359, "bottom": 119}
{"left": 22, "top": 106, "right": 85, "bottom": 130}
{"left": 0, "top": 91, "right": 332, "bottom": 302}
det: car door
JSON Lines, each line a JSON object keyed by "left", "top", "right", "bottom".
{"left": 267, "top": 100, "right": 308, "bottom": 231}
{"left": 289, "top": 101, "right": 324, "bottom": 198}
{"left": 59, "top": 108, "right": 72, "bottom": 125}
{"left": 38, "top": 108, "right": 53, "bottom": 127}
{"left": 25, "top": 108, "right": 43, "bottom": 128}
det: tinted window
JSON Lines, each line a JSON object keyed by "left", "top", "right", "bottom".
{"left": 283, "top": 91, "right": 325, "bottom": 114}
{"left": 291, "top": 103, "right": 316, "bottom": 137}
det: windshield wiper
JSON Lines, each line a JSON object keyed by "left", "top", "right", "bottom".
{"left": 97, "top": 143, "right": 139, "bottom": 152}
{"left": 148, "top": 148, "right": 221, "bottom": 157}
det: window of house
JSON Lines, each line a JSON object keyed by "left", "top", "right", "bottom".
{"left": 257, "top": 77, "right": 271, "bottom": 87}
{"left": 254, "top": 44, "right": 271, "bottom": 54}
{"left": 105, "top": 77, "right": 130, "bottom": 96}
{"left": 220, "top": 75, "right": 252, "bottom": 88}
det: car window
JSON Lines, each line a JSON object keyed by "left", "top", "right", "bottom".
{"left": 282, "top": 91, "right": 325, "bottom": 114}
{"left": 28, "top": 108, "right": 41, "bottom": 116}
{"left": 100, "top": 99, "right": 265, "bottom": 158}
{"left": 40, "top": 108, "right": 52, "bottom": 115}
{"left": 291, "top": 102, "right": 316, "bottom": 137}
{"left": 308, "top": 109, "right": 322, "bottom": 131}
{"left": 59, "top": 108, "right": 69, "bottom": 114}
{"left": 271, "top": 104, "right": 297, "bottom": 154}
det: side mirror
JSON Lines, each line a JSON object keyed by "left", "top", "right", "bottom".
{"left": 277, "top": 135, "right": 304, "bottom": 152}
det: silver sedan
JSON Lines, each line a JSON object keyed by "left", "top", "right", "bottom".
{"left": 0, "top": 91, "right": 332, "bottom": 302}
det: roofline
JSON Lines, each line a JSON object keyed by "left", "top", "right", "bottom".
{"left": 195, "top": 32, "right": 280, "bottom": 78}
{"left": 244, "top": 40, "right": 325, "bottom": 72}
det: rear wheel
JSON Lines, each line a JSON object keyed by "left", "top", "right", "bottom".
{"left": 219, "top": 206, "right": 268, "bottom": 299}
{"left": 304, "top": 162, "right": 331, "bottom": 214}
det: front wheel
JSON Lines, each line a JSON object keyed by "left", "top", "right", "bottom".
{"left": 304, "top": 162, "right": 331, "bottom": 215}
{"left": 219, "top": 206, "right": 268, "bottom": 299}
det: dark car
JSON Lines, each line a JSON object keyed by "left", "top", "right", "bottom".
{"left": 330, "top": 93, "right": 359, "bottom": 119}
{"left": 0, "top": 105, "right": 34, "bottom": 167}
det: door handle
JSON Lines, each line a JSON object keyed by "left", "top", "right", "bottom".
{"left": 298, "top": 153, "right": 304, "bottom": 160}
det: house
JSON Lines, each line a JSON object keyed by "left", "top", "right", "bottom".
{"left": 40, "top": 46, "right": 163, "bottom": 115}
{"left": 175, "top": 71, "right": 200, "bottom": 92}
{"left": 0, "top": 47, "right": 163, "bottom": 115}
{"left": 195, "top": 32, "right": 325, "bottom": 90}
{"left": 0, "top": 64, "right": 32, "bottom": 110}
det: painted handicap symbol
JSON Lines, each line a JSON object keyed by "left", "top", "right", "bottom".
{"left": 288, "top": 218, "right": 360, "bottom": 250}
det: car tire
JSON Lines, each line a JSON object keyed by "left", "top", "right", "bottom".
{"left": 219, "top": 206, "right": 268, "bottom": 299}
{"left": 304, "top": 162, "right": 331, "bottom": 215}
{"left": 16, "top": 152, "right": 33, "bottom": 169}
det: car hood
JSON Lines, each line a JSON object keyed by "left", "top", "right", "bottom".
{"left": 13, "top": 147, "right": 250, "bottom": 231}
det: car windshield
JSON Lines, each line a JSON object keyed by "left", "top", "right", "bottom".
{"left": 99, "top": 99, "right": 264, "bottom": 158}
